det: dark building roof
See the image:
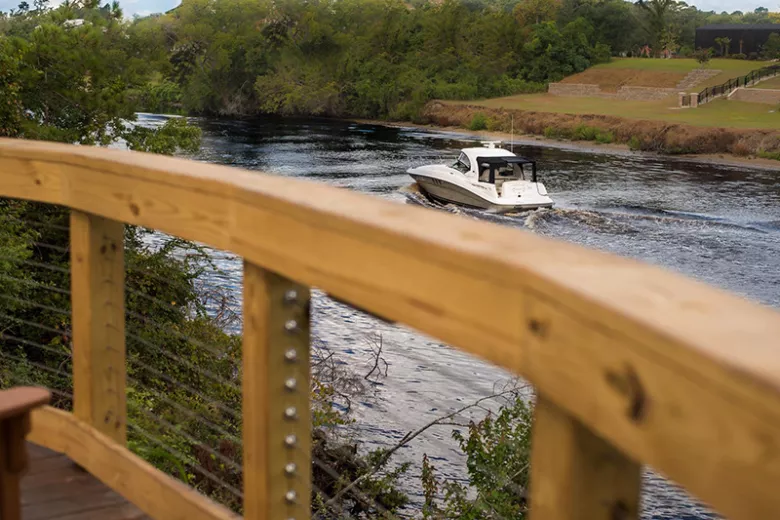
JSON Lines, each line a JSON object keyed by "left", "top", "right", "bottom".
{"left": 697, "top": 24, "right": 780, "bottom": 30}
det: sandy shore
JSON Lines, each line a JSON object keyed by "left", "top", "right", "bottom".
{"left": 356, "top": 119, "right": 780, "bottom": 172}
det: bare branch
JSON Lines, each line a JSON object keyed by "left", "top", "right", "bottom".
{"left": 325, "top": 386, "right": 526, "bottom": 509}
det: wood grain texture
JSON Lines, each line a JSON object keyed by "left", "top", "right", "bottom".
{"left": 0, "top": 387, "right": 49, "bottom": 520}
{"left": 27, "top": 406, "right": 237, "bottom": 520}
{"left": 243, "top": 263, "right": 311, "bottom": 520}
{"left": 529, "top": 396, "right": 641, "bottom": 520}
{"left": 0, "top": 139, "right": 778, "bottom": 519}
{"left": 0, "top": 387, "right": 50, "bottom": 420}
{"left": 22, "top": 442, "right": 148, "bottom": 520}
{"left": 70, "top": 211, "right": 127, "bottom": 444}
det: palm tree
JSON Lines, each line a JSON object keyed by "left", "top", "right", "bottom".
{"left": 636, "top": 0, "right": 677, "bottom": 55}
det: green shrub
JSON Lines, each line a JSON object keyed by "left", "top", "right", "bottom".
{"left": 469, "top": 113, "right": 488, "bottom": 131}
{"left": 595, "top": 130, "right": 614, "bottom": 144}
{"left": 543, "top": 126, "right": 574, "bottom": 139}
{"left": 572, "top": 124, "right": 598, "bottom": 141}
{"left": 762, "top": 33, "right": 780, "bottom": 60}
{"left": 422, "top": 396, "right": 533, "bottom": 519}
{"left": 732, "top": 53, "right": 747, "bottom": 60}
{"left": 679, "top": 45, "right": 694, "bottom": 57}
{"left": 485, "top": 117, "right": 502, "bottom": 131}
{"left": 628, "top": 135, "right": 643, "bottom": 150}
{"left": 694, "top": 47, "right": 713, "bottom": 66}
{"left": 758, "top": 150, "right": 780, "bottom": 161}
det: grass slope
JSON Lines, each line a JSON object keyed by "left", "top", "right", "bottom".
{"left": 751, "top": 76, "right": 780, "bottom": 89}
{"left": 560, "top": 68, "right": 686, "bottom": 91}
{"left": 448, "top": 59, "right": 778, "bottom": 130}
{"left": 448, "top": 96, "right": 778, "bottom": 129}
{"left": 592, "top": 58, "right": 768, "bottom": 88}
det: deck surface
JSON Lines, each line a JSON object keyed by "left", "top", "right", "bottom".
{"left": 22, "top": 443, "right": 149, "bottom": 520}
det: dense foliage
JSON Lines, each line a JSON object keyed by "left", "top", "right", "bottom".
{"left": 127, "top": 0, "right": 614, "bottom": 120}
{"left": 121, "top": 0, "right": 780, "bottom": 120}
{"left": 422, "top": 397, "right": 534, "bottom": 519}
{"left": 0, "top": 0, "right": 201, "bottom": 146}
{"left": 3, "top": 0, "right": 778, "bottom": 122}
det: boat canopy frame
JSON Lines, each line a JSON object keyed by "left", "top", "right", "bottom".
{"left": 475, "top": 156, "right": 537, "bottom": 184}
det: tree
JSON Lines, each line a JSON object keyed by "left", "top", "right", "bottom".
{"left": 636, "top": 0, "right": 677, "bottom": 54}
{"left": 715, "top": 36, "right": 731, "bottom": 56}
{"left": 513, "top": 0, "right": 562, "bottom": 26}
{"left": 0, "top": 1, "right": 199, "bottom": 147}
{"left": 660, "top": 27, "right": 680, "bottom": 57}
{"left": 694, "top": 47, "right": 712, "bottom": 66}
{"left": 763, "top": 33, "right": 780, "bottom": 60}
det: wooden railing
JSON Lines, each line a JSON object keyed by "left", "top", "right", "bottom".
{"left": 1, "top": 137, "right": 780, "bottom": 520}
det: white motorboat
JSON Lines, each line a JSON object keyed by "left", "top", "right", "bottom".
{"left": 407, "top": 142, "right": 554, "bottom": 213}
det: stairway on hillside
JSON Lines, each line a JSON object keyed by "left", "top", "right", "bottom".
{"left": 676, "top": 69, "right": 722, "bottom": 90}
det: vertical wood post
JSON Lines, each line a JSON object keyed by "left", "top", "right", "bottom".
{"left": 243, "top": 262, "right": 311, "bottom": 520}
{"left": 70, "top": 211, "right": 126, "bottom": 444}
{"left": 529, "top": 396, "right": 641, "bottom": 520}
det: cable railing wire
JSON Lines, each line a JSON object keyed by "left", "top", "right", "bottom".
{"left": 128, "top": 358, "right": 241, "bottom": 421}
{"left": 0, "top": 273, "right": 70, "bottom": 295}
{"left": 30, "top": 241, "right": 69, "bottom": 254}
{"left": 0, "top": 294, "right": 70, "bottom": 316}
{"left": 0, "top": 332, "right": 71, "bottom": 359}
{"left": 127, "top": 375, "right": 241, "bottom": 443}
{"left": 0, "top": 255, "right": 70, "bottom": 275}
{"left": 128, "top": 402, "right": 242, "bottom": 474}
{"left": 0, "top": 350, "right": 73, "bottom": 381}
{"left": 0, "top": 215, "right": 70, "bottom": 232}
{"left": 126, "top": 308, "right": 238, "bottom": 362}
{"left": 0, "top": 311, "right": 70, "bottom": 337}
{"left": 127, "top": 422, "right": 244, "bottom": 501}
{"left": 126, "top": 331, "right": 240, "bottom": 393}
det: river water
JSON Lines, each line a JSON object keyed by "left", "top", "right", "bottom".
{"left": 142, "top": 114, "right": 780, "bottom": 519}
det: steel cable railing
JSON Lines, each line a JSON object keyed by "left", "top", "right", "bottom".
{"left": 0, "top": 199, "right": 533, "bottom": 520}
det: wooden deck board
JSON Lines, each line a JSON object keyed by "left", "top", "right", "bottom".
{"left": 22, "top": 443, "right": 149, "bottom": 520}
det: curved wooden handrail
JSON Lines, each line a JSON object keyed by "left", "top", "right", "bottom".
{"left": 2, "top": 138, "right": 780, "bottom": 520}
{"left": 28, "top": 407, "right": 238, "bottom": 520}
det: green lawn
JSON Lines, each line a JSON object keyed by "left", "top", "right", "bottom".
{"left": 595, "top": 58, "right": 769, "bottom": 89}
{"left": 446, "top": 58, "right": 779, "bottom": 130}
{"left": 751, "top": 76, "right": 780, "bottom": 89}
{"left": 450, "top": 94, "right": 779, "bottom": 129}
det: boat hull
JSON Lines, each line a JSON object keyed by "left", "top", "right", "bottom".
{"left": 410, "top": 174, "right": 553, "bottom": 213}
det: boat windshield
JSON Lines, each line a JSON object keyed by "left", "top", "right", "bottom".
{"left": 476, "top": 156, "right": 537, "bottom": 184}
{"left": 452, "top": 153, "right": 470, "bottom": 173}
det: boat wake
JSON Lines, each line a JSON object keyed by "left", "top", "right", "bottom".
{"left": 400, "top": 184, "right": 777, "bottom": 236}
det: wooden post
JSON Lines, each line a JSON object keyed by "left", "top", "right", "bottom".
{"left": 70, "top": 211, "right": 127, "bottom": 444}
{"left": 529, "top": 396, "right": 641, "bottom": 520}
{"left": 243, "top": 262, "right": 311, "bottom": 520}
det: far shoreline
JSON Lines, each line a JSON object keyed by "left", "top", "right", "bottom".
{"left": 353, "top": 118, "right": 780, "bottom": 172}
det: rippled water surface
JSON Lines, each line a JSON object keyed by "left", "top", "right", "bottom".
{"left": 143, "top": 114, "right": 780, "bottom": 519}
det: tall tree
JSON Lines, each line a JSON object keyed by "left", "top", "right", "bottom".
{"left": 637, "top": 0, "right": 677, "bottom": 52}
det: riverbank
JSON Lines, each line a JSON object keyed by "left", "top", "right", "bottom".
{"left": 380, "top": 101, "right": 780, "bottom": 169}
{"left": 364, "top": 117, "right": 780, "bottom": 172}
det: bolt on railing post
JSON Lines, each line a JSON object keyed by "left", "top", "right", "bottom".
{"left": 528, "top": 396, "right": 640, "bottom": 520}
{"left": 243, "top": 262, "right": 311, "bottom": 520}
{"left": 70, "top": 210, "right": 127, "bottom": 444}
